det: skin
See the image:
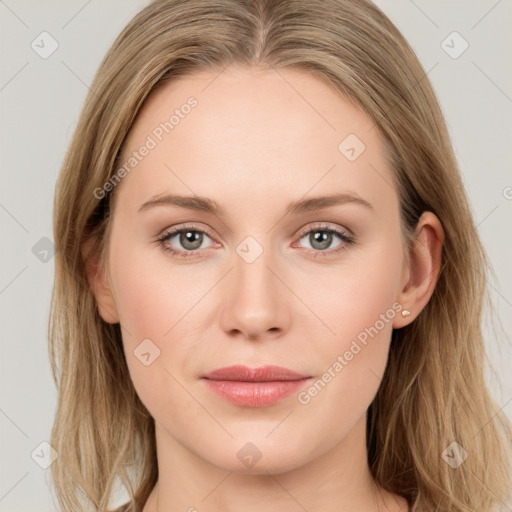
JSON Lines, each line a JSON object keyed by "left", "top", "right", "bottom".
{"left": 85, "top": 65, "right": 444, "bottom": 512}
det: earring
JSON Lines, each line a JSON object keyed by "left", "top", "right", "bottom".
{"left": 401, "top": 309, "right": 411, "bottom": 318}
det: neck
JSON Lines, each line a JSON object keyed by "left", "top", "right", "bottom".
{"left": 143, "top": 415, "right": 407, "bottom": 512}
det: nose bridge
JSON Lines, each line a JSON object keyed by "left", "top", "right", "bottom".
{"left": 236, "top": 238, "right": 273, "bottom": 294}
{"left": 219, "top": 234, "right": 288, "bottom": 338}
{"left": 233, "top": 234, "right": 278, "bottom": 308}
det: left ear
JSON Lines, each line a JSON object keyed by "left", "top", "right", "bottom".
{"left": 393, "top": 211, "right": 445, "bottom": 328}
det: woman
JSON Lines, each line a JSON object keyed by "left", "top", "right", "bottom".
{"left": 49, "top": 0, "right": 512, "bottom": 511}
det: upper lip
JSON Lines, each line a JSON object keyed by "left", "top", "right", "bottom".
{"left": 201, "top": 365, "right": 309, "bottom": 382}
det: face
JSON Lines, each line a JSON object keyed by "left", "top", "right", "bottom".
{"left": 100, "top": 65, "right": 410, "bottom": 474}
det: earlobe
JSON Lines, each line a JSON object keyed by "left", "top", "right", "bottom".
{"left": 393, "top": 211, "right": 445, "bottom": 328}
{"left": 82, "top": 236, "right": 120, "bottom": 324}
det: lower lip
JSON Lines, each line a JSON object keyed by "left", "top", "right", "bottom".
{"left": 202, "top": 378, "right": 311, "bottom": 407}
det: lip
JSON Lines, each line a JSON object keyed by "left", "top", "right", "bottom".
{"left": 201, "top": 365, "right": 311, "bottom": 407}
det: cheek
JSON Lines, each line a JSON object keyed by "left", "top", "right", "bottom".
{"left": 109, "top": 237, "right": 207, "bottom": 341}
{"left": 302, "top": 233, "right": 403, "bottom": 351}
{"left": 295, "top": 235, "right": 403, "bottom": 416}
{"left": 107, "top": 237, "right": 217, "bottom": 415}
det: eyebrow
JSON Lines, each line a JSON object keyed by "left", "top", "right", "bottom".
{"left": 138, "top": 191, "right": 373, "bottom": 216}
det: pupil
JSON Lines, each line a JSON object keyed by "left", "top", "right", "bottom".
{"left": 312, "top": 230, "right": 331, "bottom": 250}
{"left": 181, "top": 230, "right": 202, "bottom": 249}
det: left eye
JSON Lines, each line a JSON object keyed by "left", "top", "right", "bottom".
{"left": 294, "top": 225, "right": 354, "bottom": 256}
{"left": 298, "top": 228, "right": 345, "bottom": 251}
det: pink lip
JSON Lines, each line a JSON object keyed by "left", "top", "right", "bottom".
{"left": 201, "top": 365, "right": 311, "bottom": 407}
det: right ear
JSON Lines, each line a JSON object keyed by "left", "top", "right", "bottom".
{"left": 82, "top": 236, "right": 119, "bottom": 324}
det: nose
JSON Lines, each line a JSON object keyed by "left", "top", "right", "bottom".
{"left": 218, "top": 242, "right": 291, "bottom": 341}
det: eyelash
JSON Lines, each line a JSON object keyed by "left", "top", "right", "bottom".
{"left": 156, "top": 223, "right": 355, "bottom": 260}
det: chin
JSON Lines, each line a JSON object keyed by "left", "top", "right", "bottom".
{"left": 198, "top": 433, "right": 320, "bottom": 476}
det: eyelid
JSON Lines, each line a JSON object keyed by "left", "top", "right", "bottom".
{"left": 294, "top": 221, "right": 354, "bottom": 240}
{"left": 157, "top": 222, "right": 351, "bottom": 243}
{"left": 157, "top": 222, "right": 215, "bottom": 239}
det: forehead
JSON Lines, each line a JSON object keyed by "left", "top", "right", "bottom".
{"left": 113, "top": 65, "right": 397, "bottom": 218}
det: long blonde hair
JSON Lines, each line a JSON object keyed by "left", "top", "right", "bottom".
{"left": 49, "top": 0, "right": 512, "bottom": 510}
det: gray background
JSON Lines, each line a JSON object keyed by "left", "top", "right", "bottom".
{"left": 1, "top": 1, "right": 511, "bottom": 510}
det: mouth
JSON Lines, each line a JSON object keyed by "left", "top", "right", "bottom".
{"left": 200, "top": 365, "right": 312, "bottom": 407}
